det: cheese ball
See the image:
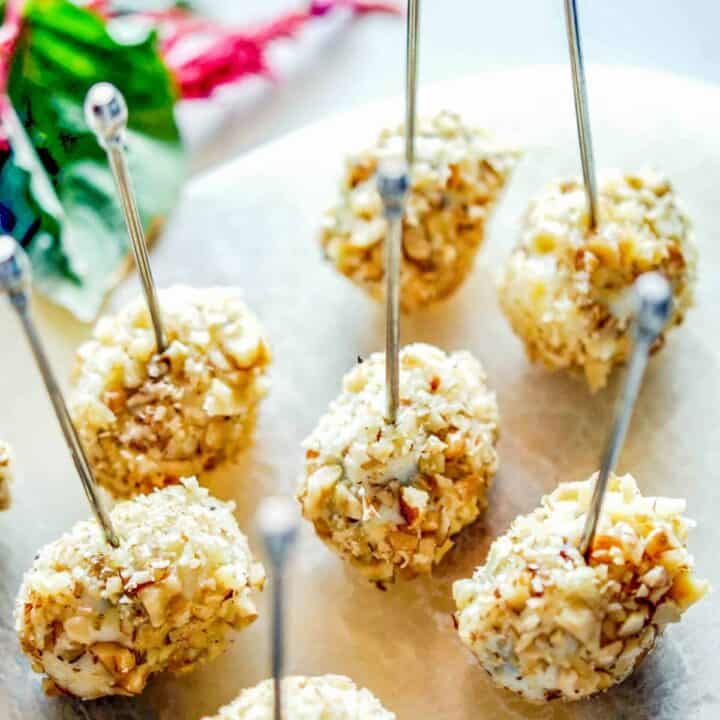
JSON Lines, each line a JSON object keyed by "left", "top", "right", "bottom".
{"left": 297, "top": 343, "right": 499, "bottom": 584}
{"left": 498, "top": 170, "right": 696, "bottom": 391}
{"left": 0, "top": 440, "right": 13, "bottom": 510}
{"left": 320, "top": 111, "right": 519, "bottom": 312}
{"left": 16, "top": 477, "right": 265, "bottom": 699}
{"left": 453, "top": 474, "right": 708, "bottom": 703}
{"left": 203, "top": 675, "right": 395, "bottom": 720}
{"left": 70, "top": 286, "right": 270, "bottom": 498}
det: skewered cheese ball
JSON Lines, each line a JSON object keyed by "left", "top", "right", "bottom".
{"left": 320, "top": 111, "right": 519, "bottom": 312}
{"left": 16, "top": 477, "right": 265, "bottom": 699}
{"left": 297, "top": 343, "right": 499, "bottom": 584}
{"left": 69, "top": 286, "right": 270, "bottom": 498}
{"left": 453, "top": 474, "right": 708, "bottom": 703}
{"left": 0, "top": 440, "right": 13, "bottom": 510}
{"left": 203, "top": 675, "right": 396, "bottom": 720}
{"left": 498, "top": 170, "right": 696, "bottom": 391}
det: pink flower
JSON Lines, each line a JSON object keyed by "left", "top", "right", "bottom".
{"left": 145, "top": 0, "right": 401, "bottom": 100}
{"left": 0, "top": 0, "right": 23, "bottom": 150}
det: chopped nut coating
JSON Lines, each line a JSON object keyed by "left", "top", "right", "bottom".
{"left": 321, "top": 112, "right": 519, "bottom": 312}
{"left": 498, "top": 171, "right": 696, "bottom": 391}
{"left": 202, "top": 675, "right": 395, "bottom": 719}
{"left": 453, "top": 474, "right": 708, "bottom": 702}
{"left": 298, "top": 343, "right": 499, "bottom": 583}
{"left": 0, "top": 441, "right": 13, "bottom": 510}
{"left": 70, "top": 286, "right": 270, "bottom": 497}
{"left": 16, "top": 478, "right": 265, "bottom": 699}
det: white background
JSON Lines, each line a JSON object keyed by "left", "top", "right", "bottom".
{"left": 184, "top": 0, "right": 720, "bottom": 172}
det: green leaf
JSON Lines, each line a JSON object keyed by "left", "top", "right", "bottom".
{"left": 2, "top": 0, "right": 185, "bottom": 321}
{"left": 0, "top": 105, "right": 72, "bottom": 277}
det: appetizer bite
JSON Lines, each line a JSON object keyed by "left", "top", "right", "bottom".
{"left": 77, "top": 85, "right": 271, "bottom": 499}
{"left": 69, "top": 286, "right": 270, "bottom": 497}
{"left": 498, "top": 171, "right": 696, "bottom": 391}
{"left": 0, "top": 440, "right": 13, "bottom": 510}
{"left": 453, "top": 474, "right": 708, "bottom": 702}
{"left": 16, "top": 478, "right": 265, "bottom": 699}
{"left": 320, "top": 111, "right": 518, "bottom": 312}
{"left": 203, "top": 675, "right": 395, "bottom": 719}
{"left": 297, "top": 343, "right": 499, "bottom": 584}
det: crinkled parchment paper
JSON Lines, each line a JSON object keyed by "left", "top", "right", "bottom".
{"left": 1, "top": 67, "right": 718, "bottom": 720}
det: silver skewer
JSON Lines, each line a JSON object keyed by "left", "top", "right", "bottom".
{"left": 579, "top": 273, "right": 672, "bottom": 558}
{"left": 0, "top": 236, "right": 119, "bottom": 547}
{"left": 257, "top": 496, "right": 300, "bottom": 720}
{"left": 405, "top": 0, "right": 420, "bottom": 166}
{"left": 375, "top": 0, "right": 418, "bottom": 424}
{"left": 377, "top": 164, "right": 409, "bottom": 424}
{"left": 84, "top": 82, "right": 167, "bottom": 353}
{"left": 564, "top": 0, "right": 599, "bottom": 230}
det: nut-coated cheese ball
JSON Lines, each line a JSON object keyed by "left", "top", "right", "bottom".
{"left": 498, "top": 170, "right": 696, "bottom": 391}
{"left": 203, "top": 675, "right": 396, "bottom": 720}
{"left": 453, "top": 474, "right": 708, "bottom": 702}
{"left": 16, "top": 478, "right": 265, "bottom": 699}
{"left": 0, "top": 440, "right": 13, "bottom": 510}
{"left": 298, "top": 343, "right": 499, "bottom": 584}
{"left": 321, "top": 111, "right": 519, "bottom": 312}
{"left": 70, "top": 286, "right": 270, "bottom": 498}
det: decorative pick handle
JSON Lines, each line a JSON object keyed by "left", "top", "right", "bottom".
{"left": 564, "top": 0, "right": 599, "bottom": 230}
{"left": 579, "top": 273, "right": 672, "bottom": 557}
{"left": 0, "top": 236, "right": 119, "bottom": 547}
{"left": 84, "top": 82, "right": 167, "bottom": 354}
{"left": 377, "top": 163, "right": 409, "bottom": 424}
{"left": 257, "top": 496, "right": 300, "bottom": 720}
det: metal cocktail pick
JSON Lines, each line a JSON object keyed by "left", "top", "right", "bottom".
{"left": 374, "top": 0, "right": 418, "bottom": 424}
{"left": 0, "top": 236, "right": 119, "bottom": 547}
{"left": 564, "top": 0, "right": 599, "bottom": 230}
{"left": 84, "top": 82, "right": 167, "bottom": 353}
{"left": 405, "top": 0, "right": 420, "bottom": 167}
{"left": 579, "top": 273, "right": 672, "bottom": 558}
{"left": 257, "top": 496, "right": 300, "bottom": 720}
{"left": 377, "top": 164, "right": 409, "bottom": 424}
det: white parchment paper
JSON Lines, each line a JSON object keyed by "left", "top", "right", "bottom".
{"left": 1, "top": 67, "right": 718, "bottom": 720}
